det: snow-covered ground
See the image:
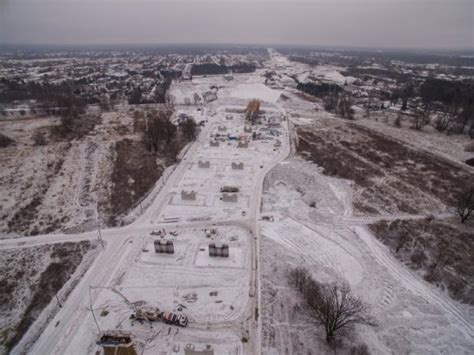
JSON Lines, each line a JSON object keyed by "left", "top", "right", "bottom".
{"left": 2, "top": 50, "right": 473, "bottom": 355}
{"left": 230, "top": 83, "right": 282, "bottom": 103}
{"left": 260, "top": 136, "right": 474, "bottom": 354}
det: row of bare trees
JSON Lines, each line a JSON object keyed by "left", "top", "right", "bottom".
{"left": 141, "top": 109, "right": 198, "bottom": 161}
{"left": 323, "top": 92, "right": 355, "bottom": 120}
{"left": 288, "top": 267, "right": 376, "bottom": 344}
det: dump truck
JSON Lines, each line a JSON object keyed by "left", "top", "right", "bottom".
{"left": 130, "top": 307, "right": 188, "bottom": 327}
{"left": 162, "top": 311, "right": 189, "bottom": 327}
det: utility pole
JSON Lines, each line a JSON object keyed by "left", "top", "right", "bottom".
{"left": 97, "top": 224, "right": 104, "bottom": 249}
{"left": 95, "top": 210, "right": 104, "bottom": 249}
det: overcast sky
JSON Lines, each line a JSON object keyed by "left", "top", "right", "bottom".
{"left": 0, "top": 0, "right": 472, "bottom": 49}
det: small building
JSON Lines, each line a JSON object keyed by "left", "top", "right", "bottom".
{"left": 209, "top": 243, "right": 229, "bottom": 258}
{"left": 238, "top": 141, "right": 249, "bottom": 148}
{"left": 203, "top": 91, "right": 217, "bottom": 102}
{"left": 181, "top": 190, "right": 197, "bottom": 201}
{"left": 222, "top": 193, "right": 238, "bottom": 202}
{"left": 225, "top": 114, "right": 233, "bottom": 120}
{"left": 210, "top": 140, "right": 219, "bottom": 147}
{"left": 96, "top": 331, "right": 137, "bottom": 355}
{"left": 218, "top": 125, "right": 227, "bottom": 132}
{"left": 243, "top": 126, "right": 252, "bottom": 133}
{"left": 154, "top": 240, "right": 175, "bottom": 254}
{"left": 185, "top": 344, "right": 214, "bottom": 355}
{"left": 231, "top": 162, "right": 244, "bottom": 170}
{"left": 220, "top": 186, "right": 239, "bottom": 193}
{"left": 198, "top": 160, "right": 210, "bottom": 168}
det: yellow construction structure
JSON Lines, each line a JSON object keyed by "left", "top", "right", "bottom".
{"left": 245, "top": 99, "right": 260, "bottom": 123}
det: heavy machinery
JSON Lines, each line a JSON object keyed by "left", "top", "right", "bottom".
{"left": 130, "top": 307, "right": 188, "bottom": 327}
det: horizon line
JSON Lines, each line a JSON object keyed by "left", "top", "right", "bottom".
{"left": 1, "top": 42, "right": 473, "bottom": 53}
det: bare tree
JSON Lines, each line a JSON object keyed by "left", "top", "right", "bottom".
{"left": 32, "top": 130, "right": 47, "bottom": 146}
{"left": 337, "top": 94, "right": 354, "bottom": 120}
{"left": 290, "top": 270, "right": 376, "bottom": 344}
{"left": 193, "top": 93, "right": 201, "bottom": 106}
{"left": 393, "top": 113, "right": 402, "bottom": 128}
{"left": 430, "top": 240, "right": 450, "bottom": 271}
{"left": 143, "top": 110, "right": 176, "bottom": 153}
{"left": 180, "top": 118, "right": 198, "bottom": 142}
{"left": 98, "top": 95, "right": 111, "bottom": 112}
{"left": 288, "top": 267, "right": 310, "bottom": 293}
{"left": 452, "top": 100, "right": 474, "bottom": 134}
{"left": 411, "top": 107, "right": 430, "bottom": 130}
{"left": 323, "top": 93, "right": 338, "bottom": 112}
{"left": 395, "top": 233, "right": 410, "bottom": 254}
{"left": 304, "top": 281, "right": 376, "bottom": 343}
{"left": 433, "top": 107, "right": 454, "bottom": 132}
{"left": 456, "top": 186, "right": 474, "bottom": 223}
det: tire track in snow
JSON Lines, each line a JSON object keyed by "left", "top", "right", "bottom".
{"left": 354, "top": 226, "right": 474, "bottom": 339}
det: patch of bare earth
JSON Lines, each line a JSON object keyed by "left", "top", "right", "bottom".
{"left": 296, "top": 119, "right": 474, "bottom": 215}
{"left": 369, "top": 218, "right": 474, "bottom": 305}
{"left": 0, "top": 240, "right": 96, "bottom": 352}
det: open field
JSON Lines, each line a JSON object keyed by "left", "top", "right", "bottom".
{"left": 0, "top": 110, "right": 172, "bottom": 237}
{"left": 296, "top": 119, "right": 474, "bottom": 215}
{"left": 261, "top": 157, "right": 474, "bottom": 354}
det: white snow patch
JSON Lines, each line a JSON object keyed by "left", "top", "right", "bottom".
{"left": 230, "top": 83, "right": 282, "bottom": 103}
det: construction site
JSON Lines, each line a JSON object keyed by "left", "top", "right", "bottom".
{"left": 16, "top": 66, "right": 289, "bottom": 355}
{"left": 3, "top": 49, "right": 473, "bottom": 355}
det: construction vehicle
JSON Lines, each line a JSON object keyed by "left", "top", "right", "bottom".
{"left": 130, "top": 307, "right": 162, "bottom": 322}
{"left": 220, "top": 186, "right": 239, "bottom": 193}
{"left": 162, "top": 311, "right": 189, "bottom": 327}
{"left": 130, "top": 307, "right": 188, "bottom": 327}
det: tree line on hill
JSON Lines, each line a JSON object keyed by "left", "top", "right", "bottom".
{"left": 190, "top": 62, "right": 256, "bottom": 76}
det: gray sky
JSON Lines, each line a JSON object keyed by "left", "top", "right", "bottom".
{"left": 0, "top": 0, "right": 472, "bottom": 49}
